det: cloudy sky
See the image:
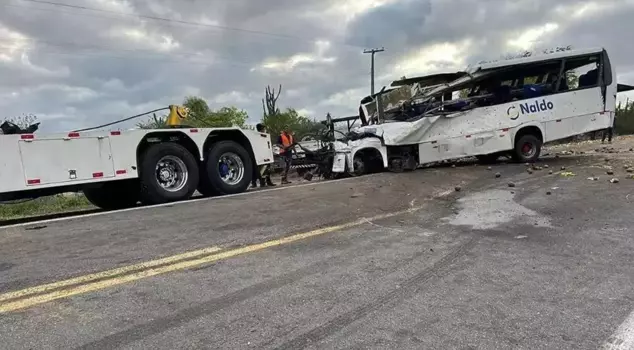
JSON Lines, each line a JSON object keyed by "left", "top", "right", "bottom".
{"left": 1, "top": 0, "right": 633, "bottom": 132}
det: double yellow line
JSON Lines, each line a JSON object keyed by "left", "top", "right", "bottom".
{"left": 0, "top": 206, "right": 424, "bottom": 313}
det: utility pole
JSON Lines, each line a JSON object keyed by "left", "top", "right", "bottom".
{"left": 363, "top": 47, "right": 384, "bottom": 95}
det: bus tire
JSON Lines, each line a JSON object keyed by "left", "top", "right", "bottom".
{"left": 83, "top": 180, "right": 139, "bottom": 210}
{"left": 204, "top": 140, "right": 253, "bottom": 195}
{"left": 139, "top": 142, "right": 199, "bottom": 204}
{"left": 513, "top": 134, "right": 542, "bottom": 163}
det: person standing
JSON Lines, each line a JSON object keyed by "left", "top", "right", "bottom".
{"left": 251, "top": 123, "right": 276, "bottom": 188}
{"left": 603, "top": 113, "right": 617, "bottom": 144}
{"left": 277, "top": 126, "right": 294, "bottom": 184}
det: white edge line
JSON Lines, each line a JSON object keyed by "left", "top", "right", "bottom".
{"left": 2, "top": 174, "right": 380, "bottom": 229}
{"left": 601, "top": 309, "right": 634, "bottom": 350}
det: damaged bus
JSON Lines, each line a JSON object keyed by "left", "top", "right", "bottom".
{"left": 331, "top": 46, "right": 634, "bottom": 175}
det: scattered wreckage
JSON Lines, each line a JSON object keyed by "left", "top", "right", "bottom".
{"left": 301, "top": 46, "right": 633, "bottom": 179}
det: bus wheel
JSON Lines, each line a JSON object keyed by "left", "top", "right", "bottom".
{"left": 83, "top": 180, "right": 140, "bottom": 210}
{"left": 204, "top": 140, "right": 253, "bottom": 195}
{"left": 513, "top": 134, "right": 542, "bottom": 163}
{"left": 139, "top": 142, "right": 199, "bottom": 204}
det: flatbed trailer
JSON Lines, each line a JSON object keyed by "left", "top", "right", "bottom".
{"left": 0, "top": 115, "right": 274, "bottom": 210}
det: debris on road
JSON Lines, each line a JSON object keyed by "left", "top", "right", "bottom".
{"left": 544, "top": 164, "right": 549, "bottom": 168}
{"left": 561, "top": 171, "right": 576, "bottom": 177}
{"left": 487, "top": 166, "right": 492, "bottom": 171}
{"left": 587, "top": 176, "right": 599, "bottom": 181}
{"left": 495, "top": 172, "right": 501, "bottom": 178}
{"left": 508, "top": 182, "right": 516, "bottom": 188}
{"left": 561, "top": 166, "right": 566, "bottom": 170}
{"left": 455, "top": 186, "right": 462, "bottom": 192}
{"left": 549, "top": 170, "right": 554, "bottom": 174}
{"left": 546, "top": 191, "right": 552, "bottom": 195}
{"left": 610, "top": 178, "right": 620, "bottom": 183}
{"left": 607, "top": 170, "right": 614, "bottom": 175}
{"left": 527, "top": 169, "right": 533, "bottom": 174}
{"left": 515, "top": 235, "right": 527, "bottom": 239}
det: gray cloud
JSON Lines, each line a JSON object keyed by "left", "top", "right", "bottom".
{"left": 0, "top": 0, "right": 633, "bottom": 133}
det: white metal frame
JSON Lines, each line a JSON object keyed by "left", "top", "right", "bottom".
{"left": 0, "top": 127, "right": 273, "bottom": 194}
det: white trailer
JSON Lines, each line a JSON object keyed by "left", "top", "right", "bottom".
{"left": 332, "top": 46, "right": 633, "bottom": 174}
{"left": 0, "top": 110, "right": 274, "bottom": 210}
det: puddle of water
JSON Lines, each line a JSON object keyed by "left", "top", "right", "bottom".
{"left": 445, "top": 189, "right": 551, "bottom": 230}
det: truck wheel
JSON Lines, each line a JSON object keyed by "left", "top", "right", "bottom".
{"left": 83, "top": 180, "right": 140, "bottom": 210}
{"left": 203, "top": 140, "right": 253, "bottom": 195}
{"left": 513, "top": 134, "right": 542, "bottom": 163}
{"left": 139, "top": 142, "right": 199, "bottom": 204}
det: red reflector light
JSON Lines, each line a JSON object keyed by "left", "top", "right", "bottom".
{"left": 68, "top": 132, "right": 80, "bottom": 138}
{"left": 556, "top": 119, "right": 562, "bottom": 122}
{"left": 92, "top": 172, "right": 104, "bottom": 178}
{"left": 110, "top": 131, "right": 121, "bottom": 136}
{"left": 27, "top": 179, "right": 40, "bottom": 185}
{"left": 190, "top": 128, "right": 198, "bottom": 133}
{"left": 502, "top": 128, "right": 509, "bottom": 132}
{"left": 20, "top": 134, "right": 34, "bottom": 140}
{"left": 116, "top": 169, "right": 126, "bottom": 175}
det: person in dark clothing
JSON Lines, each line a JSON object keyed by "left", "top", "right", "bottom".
{"left": 603, "top": 114, "right": 617, "bottom": 144}
{"left": 251, "top": 123, "right": 276, "bottom": 188}
{"left": 277, "top": 126, "right": 295, "bottom": 184}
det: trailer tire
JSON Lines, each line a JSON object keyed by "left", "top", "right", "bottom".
{"left": 203, "top": 140, "right": 253, "bottom": 195}
{"left": 513, "top": 134, "right": 542, "bottom": 163}
{"left": 139, "top": 142, "right": 199, "bottom": 204}
{"left": 83, "top": 180, "right": 140, "bottom": 210}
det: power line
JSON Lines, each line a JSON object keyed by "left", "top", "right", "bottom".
{"left": 15, "top": 0, "right": 365, "bottom": 50}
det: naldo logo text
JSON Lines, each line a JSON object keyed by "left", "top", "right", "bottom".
{"left": 506, "top": 99, "right": 554, "bottom": 120}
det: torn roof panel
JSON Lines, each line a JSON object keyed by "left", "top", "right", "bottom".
{"left": 472, "top": 47, "right": 605, "bottom": 72}
{"left": 618, "top": 84, "right": 634, "bottom": 93}
{"left": 390, "top": 72, "right": 468, "bottom": 87}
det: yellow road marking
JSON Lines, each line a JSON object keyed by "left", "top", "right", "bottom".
{"left": 0, "top": 205, "right": 424, "bottom": 314}
{"left": 0, "top": 246, "right": 223, "bottom": 302}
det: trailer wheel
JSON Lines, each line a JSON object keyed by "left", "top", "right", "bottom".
{"left": 83, "top": 180, "right": 139, "bottom": 210}
{"left": 139, "top": 142, "right": 199, "bottom": 204}
{"left": 513, "top": 134, "right": 542, "bottom": 163}
{"left": 203, "top": 140, "right": 253, "bottom": 195}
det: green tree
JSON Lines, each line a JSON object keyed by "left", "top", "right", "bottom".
{"left": 4, "top": 114, "right": 38, "bottom": 129}
{"left": 136, "top": 113, "right": 167, "bottom": 129}
{"left": 136, "top": 96, "right": 248, "bottom": 129}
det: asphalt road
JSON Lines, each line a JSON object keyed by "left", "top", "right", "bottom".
{"left": 1, "top": 146, "right": 634, "bottom": 349}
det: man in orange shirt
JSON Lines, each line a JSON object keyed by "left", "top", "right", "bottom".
{"left": 277, "top": 126, "right": 295, "bottom": 184}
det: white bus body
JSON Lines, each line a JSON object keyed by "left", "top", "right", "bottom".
{"left": 0, "top": 127, "right": 274, "bottom": 209}
{"left": 332, "top": 47, "right": 628, "bottom": 174}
